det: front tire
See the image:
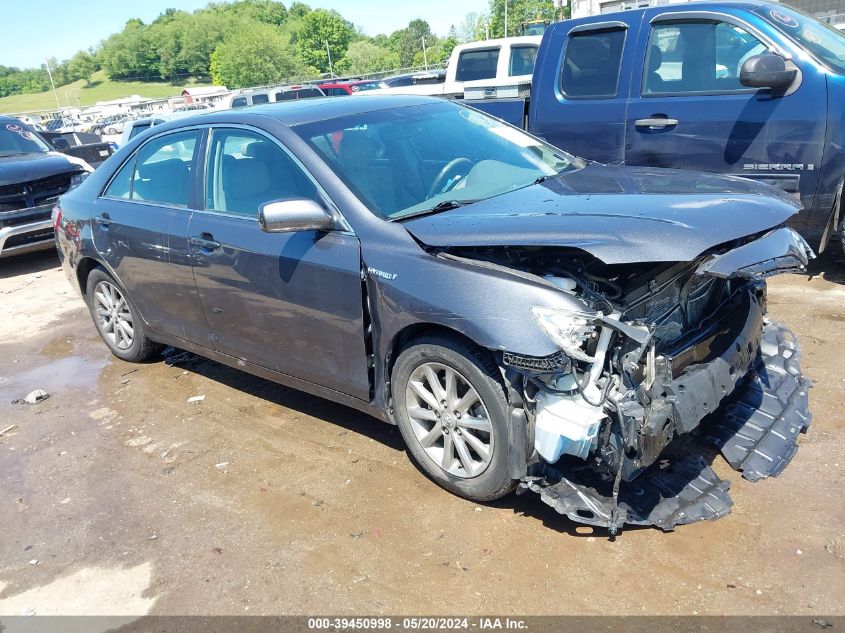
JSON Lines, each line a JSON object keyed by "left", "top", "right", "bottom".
{"left": 392, "top": 335, "right": 517, "bottom": 502}
{"left": 86, "top": 268, "right": 162, "bottom": 363}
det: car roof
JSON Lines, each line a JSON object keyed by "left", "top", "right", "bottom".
{"left": 164, "top": 94, "right": 447, "bottom": 128}
{"left": 571, "top": 0, "right": 773, "bottom": 21}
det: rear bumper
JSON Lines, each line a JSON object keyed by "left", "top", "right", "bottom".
{"left": 0, "top": 219, "right": 54, "bottom": 258}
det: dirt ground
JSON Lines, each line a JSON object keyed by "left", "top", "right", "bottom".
{"left": 0, "top": 249, "right": 842, "bottom": 618}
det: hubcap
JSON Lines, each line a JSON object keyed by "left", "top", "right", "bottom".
{"left": 93, "top": 280, "right": 134, "bottom": 350}
{"left": 405, "top": 362, "right": 493, "bottom": 478}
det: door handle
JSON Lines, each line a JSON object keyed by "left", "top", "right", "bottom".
{"left": 189, "top": 234, "right": 221, "bottom": 250}
{"left": 635, "top": 117, "right": 679, "bottom": 128}
{"left": 96, "top": 212, "right": 112, "bottom": 227}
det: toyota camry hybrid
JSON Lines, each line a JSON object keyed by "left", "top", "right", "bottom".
{"left": 54, "top": 96, "right": 813, "bottom": 533}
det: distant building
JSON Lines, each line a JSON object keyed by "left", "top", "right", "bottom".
{"left": 570, "top": 0, "right": 845, "bottom": 26}
{"left": 181, "top": 86, "right": 230, "bottom": 106}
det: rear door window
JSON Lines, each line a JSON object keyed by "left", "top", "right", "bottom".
{"left": 560, "top": 28, "right": 626, "bottom": 98}
{"left": 251, "top": 93, "right": 270, "bottom": 105}
{"left": 131, "top": 130, "right": 200, "bottom": 207}
{"left": 455, "top": 48, "right": 500, "bottom": 81}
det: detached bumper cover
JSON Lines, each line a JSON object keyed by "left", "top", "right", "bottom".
{"left": 703, "top": 324, "right": 811, "bottom": 481}
{"left": 517, "top": 321, "right": 811, "bottom": 532}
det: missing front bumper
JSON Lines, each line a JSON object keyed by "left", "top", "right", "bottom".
{"left": 516, "top": 322, "right": 811, "bottom": 532}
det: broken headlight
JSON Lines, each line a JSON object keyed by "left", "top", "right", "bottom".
{"left": 530, "top": 307, "right": 599, "bottom": 363}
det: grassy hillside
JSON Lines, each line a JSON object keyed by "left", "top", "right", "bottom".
{"left": 0, "top": 71, "right": 214, "bottom": 114}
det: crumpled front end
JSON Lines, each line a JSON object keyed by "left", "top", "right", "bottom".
{"left": 484, "top": 227, "right": 813, "bottom": 533}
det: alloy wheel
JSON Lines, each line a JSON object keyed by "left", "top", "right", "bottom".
{"left": 93, "top": 280, "right": 134, "bottom": 350}
{"left": 405, "top": 362, "right": 494, "bottom": 478}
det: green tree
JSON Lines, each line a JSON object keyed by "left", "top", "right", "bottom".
{"left": 334, "top": 41, "right": 398, "bottom": 75}
{"left": 488, "top": 0, "right": 556, "bottom": 38}
{"left": 390, "top": 19, "right": 433, "bottom": 68}
{"left": 100, "top": 19, "right": 160, "bottom": 80}
{"left": 210, "top": 22, "right": 312, "bottom": 87}
{"left": 67, "top": 51, "right": 97, "bottom": 86}
{"left": 293, "top": 9, "right": 354, "bottom": 73}
{"left": 208, "top": 0, "right": 287, "bottom": 27}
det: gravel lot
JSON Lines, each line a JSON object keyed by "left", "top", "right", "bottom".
{"left": 0, "top": 249, "right": 843, "bottom": 618}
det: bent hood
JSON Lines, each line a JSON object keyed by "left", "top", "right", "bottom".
{"left": 402, "top": 164, "right": 802, "bottom": 264}
{"left": 0, "top": 152, "right": 85, "bottom": 188}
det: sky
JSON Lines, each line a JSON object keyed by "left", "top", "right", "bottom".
{"left": 2, "top": 0, "right": 489, "bottom": 69}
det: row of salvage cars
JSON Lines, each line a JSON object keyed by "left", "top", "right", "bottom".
{"left": 52, "top": 96, "right": 814, "bottom": 533}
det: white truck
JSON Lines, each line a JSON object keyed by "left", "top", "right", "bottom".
{"left": 366, "top": 36, "right": 542, "bottom": 99}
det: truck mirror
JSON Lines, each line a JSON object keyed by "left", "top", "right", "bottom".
{"left": 739, "top": 53, "right": 797, "bottom": 91}
{"left": 51, "top": 137, "right": 70, "bottom": 151}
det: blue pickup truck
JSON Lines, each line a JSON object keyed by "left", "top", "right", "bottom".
{"left": 471, "top": 0, "right": 845, "bottom": 252}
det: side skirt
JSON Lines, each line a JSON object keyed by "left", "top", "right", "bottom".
{"left": 147, "top": 329, "right": 392, "bottom": 425}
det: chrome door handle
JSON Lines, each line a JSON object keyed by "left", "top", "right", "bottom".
{"left": 96, "top": 212, "right": 112, "bottom": 226}
{"left": 635, "top": 117, "right": 679, "bottom": 128}
{"left": 189, "top": 234, "right": 221, "bottom": 250}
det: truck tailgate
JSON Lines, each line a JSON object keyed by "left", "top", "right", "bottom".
{"left": 463, "top": 98, "right": 528, "bottom": 129}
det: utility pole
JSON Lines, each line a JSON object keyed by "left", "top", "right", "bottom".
{"left": 325, "top": 40, "right": 334, "bottom": 77}
{"left": 44, "top": 58, "right": 61, "bottom": 112}
{"left": 504, "top": 0, "right": 508, "bottom": 37}
{"left": 485, "top": 21, "right": 490, "bottom": 39}
{"left": 421, "top": 36, "right": 428, "bottom": 69}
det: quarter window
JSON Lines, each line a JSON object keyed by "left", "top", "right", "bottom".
{"left": 509, "top": 45, "right": 538, "bottom": 76}
{"left": 103, "top": 156, "right": 136, "bottom": 199}
{"left": 131, "top": 130, "right": 199, "bottom": 207}
{"left": 205, "top": 129, "right": 318, "bottom": 217}
{"left": 560, "top": 28, "right": 626, "bottom": 98}
{"left": 251, "top": 93, "right": 270, "bottom": 105}
{"left": 455, "top": 48, "right": 500, "bottom": 82}
{"left": 643, "top": 20, "right": 767, "bottom": 94}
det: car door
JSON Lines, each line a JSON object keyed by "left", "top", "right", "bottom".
{"left": 93, "top": 128, "right": 212, "bottom": 345}
{"left": 187, "top": 126, "right": 371, "bottom": 400}
{"left": 528, "top": 16, "right": 641, "bottom": 163}
{"left": 624, "top": 11, "right": 826, "bottom": 216}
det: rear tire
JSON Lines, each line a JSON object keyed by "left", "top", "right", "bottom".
{"left": 392, "top": 335, "right": 517, "bottom": 502}
{"left": 85, "top": 267, "right": 162, "bottom": 363}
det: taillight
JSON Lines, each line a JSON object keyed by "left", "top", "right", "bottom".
{"left": 53, "top": 203, "right": 62, "bottom": 229}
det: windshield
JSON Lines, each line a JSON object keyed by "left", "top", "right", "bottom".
{"left": 293, "top": 101, "right": 582, "bottom": 220}
{"left": 0, "top": 123, "right": 51, "bottom": 156}
{"left": 756, "top": 4, "right": 845, "bottom": 74}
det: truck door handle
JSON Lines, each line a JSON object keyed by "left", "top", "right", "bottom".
{"left": 96, "top": 212, "right": 112, "bottom": 227}
{"left": 189, "top": 233, "right": 221, "bottom": 250}
{"left": 635, "top": 117, "right": 679, "bottom": 129}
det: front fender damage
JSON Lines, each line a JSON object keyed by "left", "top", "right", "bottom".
{"left": 517, "top": 322, "right": 811, "bottom": 532}
{"left": 506, "top": 228, "right": 813, "bottom": 533}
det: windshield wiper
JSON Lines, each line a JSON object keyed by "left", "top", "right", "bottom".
{"left": 391, "top": 199, "right": 477, "bottom": 221}
{"left": 0, "top": 151, "right": 30, "bottom": 158}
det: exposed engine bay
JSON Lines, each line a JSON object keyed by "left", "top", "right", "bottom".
{"left": 441, "top": 227, "right": 814, "bottom": 533}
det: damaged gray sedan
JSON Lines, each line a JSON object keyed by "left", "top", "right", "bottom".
{"left": 55, "top": 96, "right": 813, "bottom": 533}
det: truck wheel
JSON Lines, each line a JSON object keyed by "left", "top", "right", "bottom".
{"left": 392, "top": 335, "right": 517, "bottom": 502}
{"left": 86, "top": 268, "right": 162, "bottom": 363}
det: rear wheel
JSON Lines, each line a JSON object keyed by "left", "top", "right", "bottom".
{"left": 392, "top": 335, "right": 517, "bottom": 502}
{"left": 86, "top": 268, "right": 162, "bottom": 363}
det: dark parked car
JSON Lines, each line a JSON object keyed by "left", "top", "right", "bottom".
{"left": 0, "top": 117, "right": 92, "bottom": 258}
{"left": 55, "top": 96, "right": 813, "bottom": 532}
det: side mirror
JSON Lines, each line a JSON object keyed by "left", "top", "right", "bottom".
{"left": 258, "top": 199, "right": 334, "bottom": 233}
{"left": 51, "top": 137, "right": 70, "bottom": 151}
{"left": 739, "top": 53, "right": 797, "bottom": 91}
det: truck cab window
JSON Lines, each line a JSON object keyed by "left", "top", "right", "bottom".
{"left": 644, "top": 21, "right": 767, "bottom": 94}
{"left": 560, "top": 28, "right": 626, "bottom": 98}
{"left": 456, "top": 48, "right": 500, "bottom": 82}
